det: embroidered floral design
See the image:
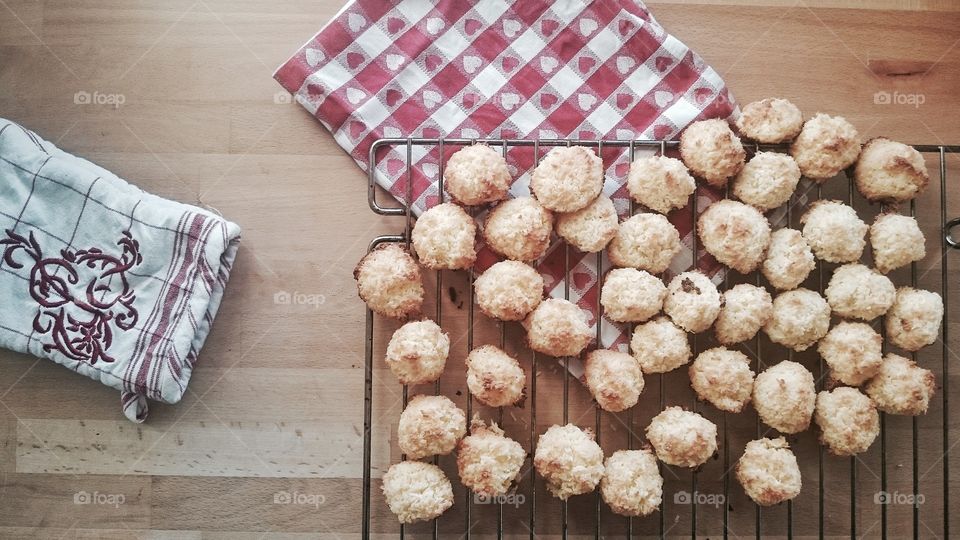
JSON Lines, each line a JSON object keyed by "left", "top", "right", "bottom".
{"left": 2, "top": 229, "right": 143, "bottom": 364}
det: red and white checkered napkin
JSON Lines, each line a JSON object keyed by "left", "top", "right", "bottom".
{"left": 275, "top": 0, "right": 737, "bottom": 351}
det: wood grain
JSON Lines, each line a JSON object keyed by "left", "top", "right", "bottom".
{"left": 1, "top": 0, "right": 959, "bottom": 537}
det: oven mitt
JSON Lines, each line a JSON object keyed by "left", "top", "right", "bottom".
{"left": 0, "top": 118, "right": 241, "bottom": 422}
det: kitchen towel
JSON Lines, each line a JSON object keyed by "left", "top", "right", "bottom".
{"left": 0, "top": 118, "right": 242, "bottom": 422}
{"left": 274, "top": 0, "right": 737, "bottom": 351}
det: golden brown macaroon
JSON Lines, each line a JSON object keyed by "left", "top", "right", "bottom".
{"left": 753, "top": 360, "right": 817, "bottom": 434}
{"left": 714, "top": 283, "right": 773, "bottom": 345}
{"left": 679, "top": 119, "right": 746, "bottom": 187}
{"left": 735, "top": 98, "right": 804, "bottom": 143}
{"left": 689, "top": 347, "right": 755, "bottom": 413}
{"left": 354, "top": 243, "right": 424, "bottom": 319}
{"left": 870, "top": 213, "right": 926, "bottom": 274}
{"left": 382, "top": 461, "right": 454, "bottom": 523}
{"left": 397, "top": 395, "right": 467, "bottom": 459}
{"left": 385, "top": 319, "right": 450, "bottom": 385}
{"left": 864, "top": 353, "right": 936, "bottom": 416}
{"left": 601, "top": 449, "right": 663, "bottom": 517}
{"left": 523, "top": 298, "right": 593, "bottom": 357}
{"left": 457, "top": 416, "right": 526, "bottom": 497}
{"left": 474, "top": 260, "right": 544, "bottom": 321}
{"left": 607, "top": 213, "right": 682, "bottom": 273}
{"left": 443, "top": 144, "right": 512, "bottom": 205}
{"left": 483, "top": 197, "right": 553, "bottom": 262}
{"left": 412, "top": 202, "right": 477, "bottom": 270}
{"left": 855, "top": 137, "right": 929, "bottom": 202}
{"left": 790, "top": 113, "right": 861, "bottom": 180}
{"left": 530, "top": 146, "right": 604, "bottom": 212}
{"left": 465, "top": 345, "right": 526, "bottom": 408}
{"left": 763, "top": 288, "right": 831, "bottom": 352}
{"left": 697, "top": 199, "right": 772, "bottom": 274}
{"left": 885, "top": 287, "right": 944, "bottom": 351}
{"left": 646, "top": 407, "right": 718, "bottom": 468}
{"left": 555, "top": 193, "right": 619, "bottom": 252}
{"left": 814, "top": 387, "right": 880, "bottom": 456}
{"left": 534, "top": 424, "right": 605, "bottom": 500}
{"left": 735, "top": 437, "right": 802, "bottom": 506}
{"left": 817, "top": 322, "right": 883, "bottom": 386}
{"left": 584, "top": 349, "right": 644, "bottom": 412}
{"left": 626, "top": 155, "right": 696, "bottom": 214}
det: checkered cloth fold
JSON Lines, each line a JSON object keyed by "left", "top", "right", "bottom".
{"left": 274, "top": 0, "right": 737, "bottom": 352}
{"left": 0, "top": 118, "right": 241, "bottom": 422}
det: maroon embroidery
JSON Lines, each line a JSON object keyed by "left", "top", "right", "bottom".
{"left": 2, "top": 229, "right": 143, "bottom": 364}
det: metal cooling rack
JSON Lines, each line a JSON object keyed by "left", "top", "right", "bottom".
{"left": 361, "top": 137, "right": 960, "bottom": 539}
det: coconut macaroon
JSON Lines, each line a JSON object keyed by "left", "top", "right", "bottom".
{"left": 800, "top": 200, "right": 868, "bottom": 263}
{"left": 735, "top": 98, "right": 804, "bottom": 143}
{"left": 457, "top": 417, "right": 526, "bottom": 497}
{"left": 411, "top": 202, "right": 477, "bottom": 270}
{"left": 530, "top": 146, "right": 604, "bottom": 212}
{"left": 465, "top": 345, "right": 526, "bottom": 408}
{"left": 534, "top": 424, "right": 605, "bottom": 500}
{"left": 556, "top": 194, "right": 618, "bottom": 252}
{"left": 764, "top": 288, "right": 831, "bottom": 351}
{"left": 646, "top": 407, "right": 718, "bottom": 468}
{"left": 354, "top": 244, "right": 424, "bottom": 319}
{"left": 607, "top": 213, "right": 682, "bottom": 274}
{"left": 397, "top": 395, "right": 467, "bottom": 459}
{"left": 523, "top": 298, "right": 593, "bottom": 357}
{"left": 600, "top": 268, "right": 666, "bottom": 323}
{"left": 442, "top": 144, "right": 512, "bottom": 206}
{"left": 870, "top": 213, "right": 926, "bottom": 274}
{"left": 814, "top": 387, "right": 880, "bottom": 456}
{"left": 679, "top": 119, "right": 746, "bottom": 187}
{"left": 584, "top": 349, "right": 645, "bottom": 412}
{"left": 664, "top": 271, "right": 722, "bottom": 333}
{"left": 715, "top": 284, "right": 773, "bottom": 345}
{"left": 630, "top": 316, "right": 692, "bottom": 374}
{"left": 382, "top": 461, "right": 454, "bottom": 523}
{"left": 855, "top": 137, "right": 929, "bottom": 203}
{"left": 885, "top": 287, "right": 944, "bottom": 351}
{"left": 824, "top": 263, "right": 896, "bottom": 321}
{"left": 753, "top": 360, "right": 817, "bottom": 434}
{"left": 865, "top": 353, "right": 936, "bottom": 416}
{"left": 735, "top": 437, "right": 802, "bottom": 506}
{"left": 732, "top": 152, "right": 802, "bottom": 211}
{"left": 689, "top": 347, "right": 756, "bottom": 413}
{"left": 474, "top": 260, "right": 544, "bottom": 321}
{"left": 385, "top": 319, "right": 450, "bottom": 385}
{"left": 698, "top": 199, "right": 772, "bottom": 273}
{"left": 483, "top": 197, "right": 554, "bottom": 262}
{"left": 790, "top": 113, "right": 861, "bottom": 180}
{"left": 818, "top": 322, "right": 883, "bottom": 386}
{"left": 762, "top": 228, "right": 816, "bottom": 291}
{"left": 601, "top": 449, "right": 663, "bottom": 517}
{"left": 626, "top": 155, "right": 696, "bottom": 214}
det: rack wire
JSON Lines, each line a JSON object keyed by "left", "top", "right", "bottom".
{"left": 361, "top": 137, "right": 959, "bottom": 539}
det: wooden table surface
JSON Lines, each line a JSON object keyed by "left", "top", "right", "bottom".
{"left": 2, "top": 1, "right": 960, "bottom": 538}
